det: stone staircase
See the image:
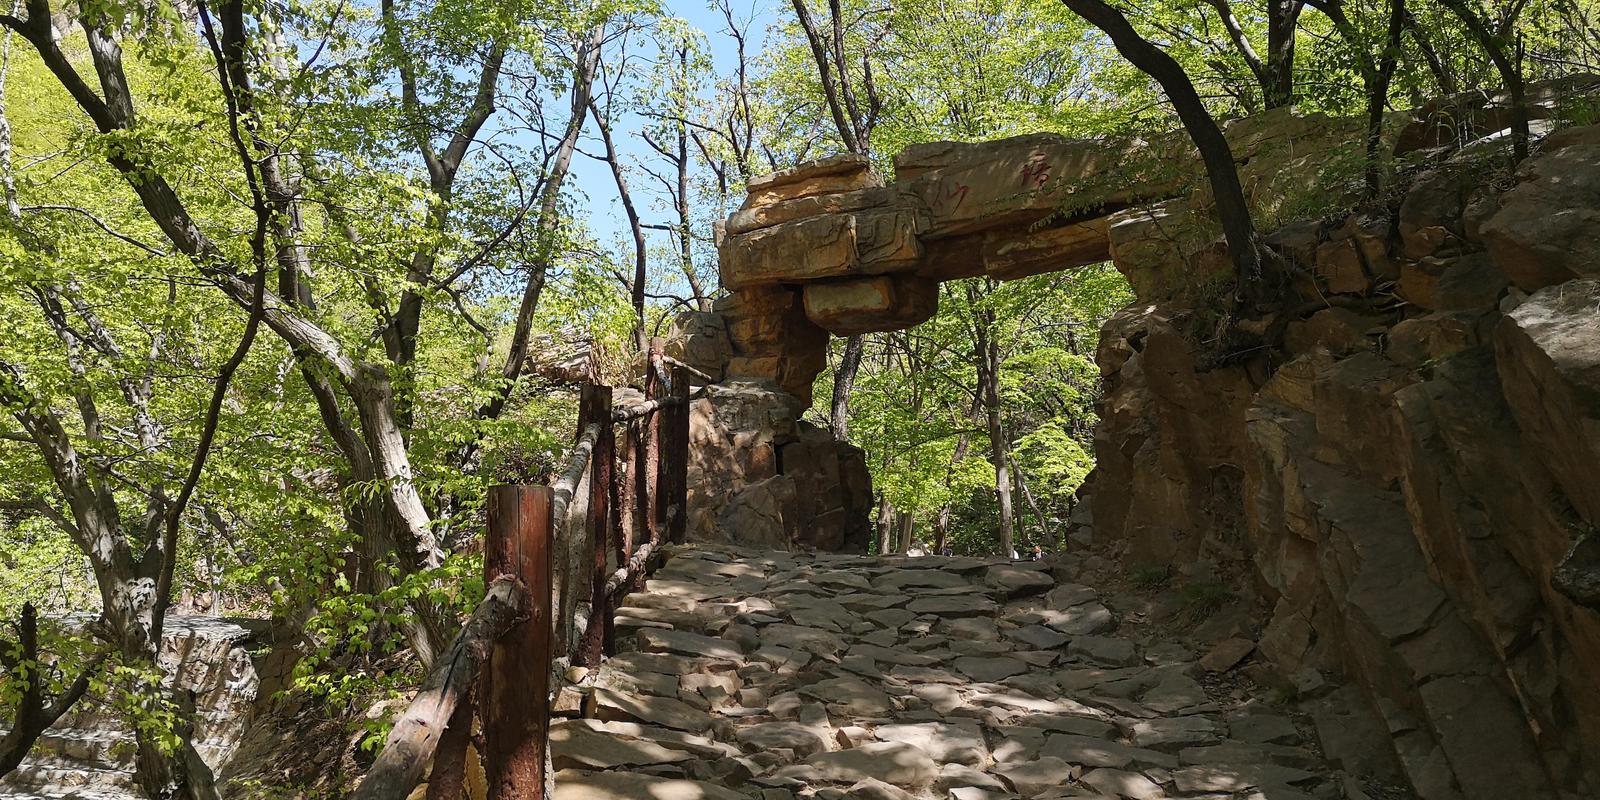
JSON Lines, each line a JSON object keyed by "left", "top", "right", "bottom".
{"left": 0, "top": 617, "right": 259, "bottom": 800}
{"left": 544, "top": 545, "right": 1364, "bottom": 800}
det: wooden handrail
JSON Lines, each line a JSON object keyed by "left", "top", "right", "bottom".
{"left": 351, "top": 576, "right": 526, "bottom": 800}
{"left": 610, "top": 395, "right": 684, "bottom": 422}
{"left": 660, "top": 355, "right": 717, "bottom": 385}
{"left": 550, "top": 422, "right": 602, "bottom": 523}
{"left": 362, "top": 345, "right": 694, "bottom": 797}
{"left": 610, "top": 386, "right": 707, "bottom": 422}
{"left": 602, "top": 504, "right": 678, "bottom": 597}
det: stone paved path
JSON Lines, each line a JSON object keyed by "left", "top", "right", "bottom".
{"left": 552, "top": 545, "right": 1342, "bottom": 800}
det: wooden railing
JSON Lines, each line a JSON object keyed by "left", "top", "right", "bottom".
{"left": 353, "top": 340, "right": 697, "bottom": 800}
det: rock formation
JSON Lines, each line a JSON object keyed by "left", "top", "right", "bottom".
{"left": 1085, "top": 115, "right": 1600, "bottom": 798}
{"left": 0, "top": 617, "right": 262, "bottom": 798}
{"left": 680, "top": 378, "right": 873, "bottom": 553}
{"left": 698, "top": 76, "right": 1600, "bottom": 798}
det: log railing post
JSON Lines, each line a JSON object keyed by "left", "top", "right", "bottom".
{"left": 425, "top": 697, "right": 474, "bottom": 800}
{"left": 666, "top": 365, "right": 690, "bottom": 545}
{"left": 643, "top": 339, "right": 664, "bottom": 544}
{"left": 576, "top": 385, "right": 612, "bottom": 667}
{"left": 483, "top": 485, "right": 553, "bottom": 800}
{"left": 618, "top": 420, "right": 639, "bottom": 595}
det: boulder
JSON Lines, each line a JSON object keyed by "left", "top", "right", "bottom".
{"left": 1494, "top": 279, "right": 1600, "bottom": 524}
{"left": 1480, "top": 125, "right": 1600, "bottom": 290}
{"left": 664, "top": 311, "right": 732, "bottom": 381}
{"left": 802, "top": 275, "right": 938, "bottom": 335}
{"left": 715, "top": 476, "right": 798, "bottom": 550}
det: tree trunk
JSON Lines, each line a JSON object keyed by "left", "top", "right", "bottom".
{"left": 830, "top": 334, "right": 866, "bottom": 440}
{"left": 1058, "top": 0, "right": 1261, "bottom": 282}
{"left": 933, "top": 504, "right": 952, "bottom": 555}
{"left": 589, "top": 95, "right": 650, "bottom": 347}
{"left": 874, "top": 495, "right": 894, "bottom": 555}
{"left": 1365, "top": 0, "right": 1406, "bottom": 196}
{"left": 968, "top": 282, "right": 1013, "bottom": 558}
{"left": 986, "top": 405, "right": 1014, "bottom": 558}
{"left": 1009, "top": 452, "right": 1054, "bottom": 549}
{"left": 1264, "top": 0, "right": 1303, "bottom": 108}
{"left": 896, "top": 510, "right": 915, "bottom": 554}
{"left": 1434, "top": 0, "right": 1528, "bottom": 162}
{"left": 671, "top": 48, "right": 710, "bottom": 312}
{"left": 0, "top": 605, "right": 97, "bottom": 778}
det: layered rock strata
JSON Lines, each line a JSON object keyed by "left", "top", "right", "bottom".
{"left": 1089, "top": 126, "right": 1600, "bottom": 799}
{"left": 0, "top": 617, "right": 261, "bottom": 799}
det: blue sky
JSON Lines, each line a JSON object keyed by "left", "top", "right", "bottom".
{"left": 566, "top": 0, "right": 781, "bottom": 248}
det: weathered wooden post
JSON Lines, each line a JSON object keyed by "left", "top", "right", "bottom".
{"left": 666, "top": 365, "right": 690, "bottom": 545}
{"left": 611, "top": 419, "right": 630, "bottom": 595}
{"left": 425, "top": 698, "right": 474, "bottom": 800}
{"left": 642, "top": 339, "right": 664, "bottom": 550}
{"left": 617, "top": 420, "right": 638, "bottom": 596}
{"left": 576, "top": 385, "right": 612, "bottom": 667}
{"left": 601, "top": 419, "right": 620, "bottom": 656}
{"left": 483, "top": 485, "right": 553, "bottom": 800}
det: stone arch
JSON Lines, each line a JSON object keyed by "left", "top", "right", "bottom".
{"left": 704, "top": 104, "right": 1506, "bottom": 403}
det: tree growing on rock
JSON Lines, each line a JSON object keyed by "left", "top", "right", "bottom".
{"left": 1058, "top": 0, "right": 1265, "bottom": 284}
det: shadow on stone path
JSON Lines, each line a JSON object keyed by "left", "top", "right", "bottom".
{"left": 553, "top": 545, "right": 1346, "bottom": 800}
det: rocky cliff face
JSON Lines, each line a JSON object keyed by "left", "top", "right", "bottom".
{"left": 678, "top": 81, "right": 1600, "bottom": 793}
{"left": 1088, "top": 124, "right": 1600, "bottom": 799}
{"left": 0, "top": 617, "right": 261, "bottom": 798}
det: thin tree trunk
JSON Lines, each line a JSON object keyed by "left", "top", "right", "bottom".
{"left": 1264, "top": 0, "right": 1303, "bottom": 108}
{"left": 1365, "top": 0, "right": 1406, "bottom": 196}
{"left": 0, "top": 605, "right": 99, "bottom": 778}
{"left": 1435, "top": 0, "right": 1528, "bottom": 161}
{"left": 1058, "top": 0, "right": 1261, "bottom": 282}
{"left": 0, "top": 6, "right": 18, "bottom": 221}
{"left": 968, "top": 282, "right": 1013, "bottom": 558}
{"left": 1402, "top": 9, "right": 1456, "bottom": 96}
{"left": 875, "top": 495, "right": 894, "bottom": 555}
{"left": 896, "top": 511, "right": 915, "bottom": 554}
{"left": 589, "top": 95, "right": 649, "bottom": 347}
{"left": 933, "top": 504, "right": 952, "bottom": 555}
{"left": 671, "top": 48, "right": 709, "bottom": 312}
{"left": 831, "top": 335, "right": 865, "bottom": 440}
{"left": 1009, "top": 452, "right": 1054, "bottom": 549}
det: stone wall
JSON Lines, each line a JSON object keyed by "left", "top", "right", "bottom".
{"left": 1087, "top": 125, "right": 1600, "bottom": 799}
